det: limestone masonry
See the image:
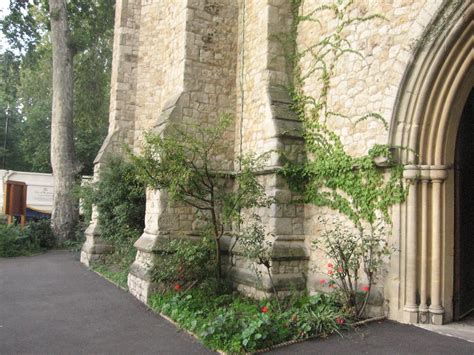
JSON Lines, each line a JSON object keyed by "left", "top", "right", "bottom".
{"left": 81, "top": 0, "right": 474, "bottom": 325}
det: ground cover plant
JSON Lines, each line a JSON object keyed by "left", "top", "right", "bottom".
{"left": 124, "top": 113, "right": 353, "bottom": 352}
{"left": 149, "top": 284, "right": 348, "bottom": 354}
{"left": 0, "top": 218, "right": 55, "bottom": 257}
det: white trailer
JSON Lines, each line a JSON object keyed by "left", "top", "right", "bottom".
{"left": 0, "top": 169, "right": 91, "bottom": 218}
{"left": 1, "top": 170, "right": 54, "bottom": 217}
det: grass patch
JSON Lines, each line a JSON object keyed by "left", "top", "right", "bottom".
{"left": 92, "top": 263, "right": 129, "bottom": 290}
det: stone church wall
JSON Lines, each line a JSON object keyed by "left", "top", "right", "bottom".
{"left": 82, "top": 0, "right": 464, "bottom": 323}
{"left": 298, "top": 0, "right": 446, "bottom": 319}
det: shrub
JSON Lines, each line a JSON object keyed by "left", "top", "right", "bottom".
{"left": 0, "top": 219, "right": 55, "bottom": 257}
{"left": 0, "top": 224, "right": 30, "bottom": 257}
{"left": 80, "top": 157, "right": 146, "bottom": 267}
{"left": 24, "top": 219, "right": 55, "bottom": 249}
{"left": 75, "top": 180, "right": 94, "bottom": 225}
{"left": 153, "top": 236, "right": 215, "bottom": 289}
{"left": 314, "top": 218, "right": 390, "bottom": 318}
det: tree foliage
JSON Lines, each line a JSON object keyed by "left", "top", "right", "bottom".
{"left": 0, "top": 50, "right": 28, "bottom": 170}
{"left": 131, "top": 115, "right": 274, "bottom": 280}
{"left": 0, "top": 0, "right": 114, "bottom": 174}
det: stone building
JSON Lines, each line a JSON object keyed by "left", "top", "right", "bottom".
{"left": 81, "top": 0, "right": 474, "bottom": 326}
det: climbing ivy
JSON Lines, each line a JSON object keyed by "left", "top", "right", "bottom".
{"left": 280, "top": 0, "right": 406, "bottom": 229}
{"left": 279, "top": 0, "right": 408, "bottom": 317}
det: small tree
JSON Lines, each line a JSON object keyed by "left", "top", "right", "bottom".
{"left": 313, "top": 217, "right": 391, "bottom": 318}
{"left": 131, "top": 115, "right": 273, "bottom": 280}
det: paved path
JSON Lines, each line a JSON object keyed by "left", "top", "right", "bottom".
{"left": 1, "top": 251, "right": 473, "bottom": 355}
{"left": 417, "top": 313, "right": 474, "bottom": 343}
{"left": 0, "top": 251, "right": 212, "bottom": 354}
{"left": 271, "top": 319, "right": 474, "bottom": 354}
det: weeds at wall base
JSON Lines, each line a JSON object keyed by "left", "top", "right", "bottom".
{"left": 91, "top": 263, "right": 129, "bottom": 290}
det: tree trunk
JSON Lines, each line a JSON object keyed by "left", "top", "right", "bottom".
{"left": 49, "top": 0, "right": 78, "bottom": 243}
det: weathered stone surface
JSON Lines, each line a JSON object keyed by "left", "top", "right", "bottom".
{"left": 84, "top": 0, "right": 462, "bottom": 324}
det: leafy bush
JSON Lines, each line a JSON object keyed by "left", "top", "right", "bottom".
{"left": 153, "top": 237, "right": 215, "bottom": 289}
{"left": 24, "top": 219, "right": 55, "bottom": 249}
{"left": 149, "top": 287, "right": 346, "bottom": 353}
{"left": 0, "top": 219, "right": 55, "bottom": 257}
{"left": 75, "top": 180, "right": 94, "bottom": 225}
{"left": 79, "top": 157, "right": 146, "bottom": 267}
{"left": 314, "top": 218, "right": 391, "bottom": 318}
{"left": 0, "top": 224, "right": 32, "bottom": 257}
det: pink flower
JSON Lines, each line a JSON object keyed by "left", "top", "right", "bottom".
{"left": 319, "top": 279, "right": 327, "bottom": 285}
{"left": 361, "top": 285, "right": 370, "bottom": 292}
{"left": 328, "top": 270, "right": 334, "bottom": 275}
{"left": 329, "top": 283, "right": 336, "bottom": 289}
{"left": 261, "top": 306, "right": 269, "bottom": 313}
{"left": 337, "top": 267, "right": 343, "bottom": 273}
{"left": 336, "top": 317, "right": 345, "bottom": 325}
{"left": 327, "top": 263, "right": 334, "bottom": 268}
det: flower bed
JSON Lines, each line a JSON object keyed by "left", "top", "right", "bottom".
{"left": 148, "top": 282, "right": 349, "bottom": 354}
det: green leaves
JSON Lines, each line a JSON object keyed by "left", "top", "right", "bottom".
{"left": 131, "top": 115, "right": 274, "bottom": 280}
{"left": 149, "top": 288, "right": 347, "bottom": 353}
{"left": 312, "top": 218, "right": 391, "bottom": 318}
{"left": 280, "top": 0, "right": 407, "bottom": 229}
{"left": 0, "top": 220, "right": 55, "bottom": 257}
{"left": 83, "top": 157, "right": 146, "bottom": 267}
{"left": 0, "top": 0, "right": 114, "bottom": 174}
{"left": 152, "top": 237, "right": 214, "bottom": 287}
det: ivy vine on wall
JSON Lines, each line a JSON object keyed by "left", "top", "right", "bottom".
{"left": 278, "top": 0, "right": 408, "bottom": 318}
{"left": 280, "top": 0, "right": 406, "bottom": 231}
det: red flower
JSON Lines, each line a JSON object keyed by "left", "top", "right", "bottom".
{"left": 328, "top": 270, "right": 334, "bottom": 275}
{"left": 336, "top": 317, "right": 345, "bottom": 325}
{"left": 261, "top": 306, "right": 269, "bottom": 313}
{"left": 174, "top": 283, "right": 181, "bottom": 291}
{"left": 319, "top": 279, "right": 327, "bottom": 285}
{"left": 361, "top": 285, "right": 370, "bottom": 292}
{"left": 327, "top": 263, "right": 334, "bottom": 268}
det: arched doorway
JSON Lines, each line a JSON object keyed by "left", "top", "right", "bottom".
{"left": 388, "top": 2, "right": 474, "bottom": 325}
{"left": 454, "top": 89, "right": 474, "bottom": 320}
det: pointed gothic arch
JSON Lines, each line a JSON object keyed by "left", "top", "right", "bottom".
{"left": 389, "top": 1, "right": 474, "bottom": 324}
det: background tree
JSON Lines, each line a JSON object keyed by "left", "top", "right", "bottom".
{"left": 1, "top": 0, "right": 115, "bottom": 242}
{"left": 0, "top": 50, "right": 28, "bottom": 170}
{"left": 49, "top": 0, "right": 77, "bottom": 242}
{"left": 0, "top": 0, "right": 114, "bottom": 175}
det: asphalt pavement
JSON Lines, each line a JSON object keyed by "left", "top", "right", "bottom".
{"left": 1, "top": 250, "right": 473, "bottom": 355}
{"left": 270, "top": 319, "right": 474, "bottom": 354}
{"left": 0, "top": 250, "right": 212, "bottom": 354}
